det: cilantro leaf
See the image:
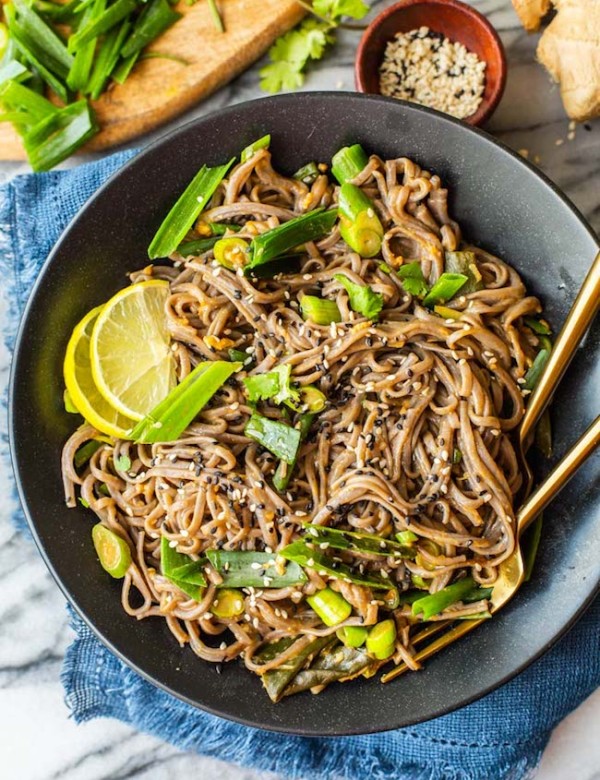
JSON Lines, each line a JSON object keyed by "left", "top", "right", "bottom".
{"left": 272, "top": 365, "right": 301, "bottom": 408}
{"left": 244, "top": 372, "right": 281, "bottom": 403}
{"left": 397, "top": 261, "right": 429, "bottom": 298}
{"left": 314, "top": 0, "right": 369, "bottom": 21}
{"left": 259, "top": 18, "right": 331, "bottom": 93}
{"left": 334, "top": 274, "right": 384, "bottom": 321}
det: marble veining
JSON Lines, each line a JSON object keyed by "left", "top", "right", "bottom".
{"left": 1, "top": 1, "right": 599, "bottom": 778}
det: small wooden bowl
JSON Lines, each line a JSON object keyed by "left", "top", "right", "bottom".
{"left": 355, "top": 0, "right": 507, "bottom": 126}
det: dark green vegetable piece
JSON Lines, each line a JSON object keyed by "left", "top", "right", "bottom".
{"left": 337, "top": 183, "right": 384, "bottom": 258}
{"left": 273, "top": 412, "right": 315, "bottom": 492}
{"left": 523, "top": 348, "right": 551, "bottom": 391}
{"left": 422, "top": 273, "right": 468, "bottom": 308}
{"left": 74, "top": 439, "right": 102, "bottom": 469}
{"left": 259, "top": 635, "right": 334, "bottom": 703}
{"left": 293, "top": 161, "right": 319, "bottom": 184}
{"left": 524, "top": 316, "right": 552, "bottom": 336}
{"left": 120, "top": 0, "right": 181, "bottom": 58}
{"left": 12, "top": 0, "right": 74, "bottom": 78}
{"left": 246, "top": 208, "right": 337, "bottom": 270}
{"left": 302, "top": 523, "right": 417, "bottom": 559}
{"left": 282, "top": 642, "right": 375, "bottom": 698}
{"left": 177, "top": 236, "right": 220, "bottom": 256}
{"left": 148, "top": 159, "right": 234, "bottom": 259}
{"left": 112, "top": 49, "right": 139, "bottom": 84}
{"left": 334, "top": 273, "right": 383, "bottom": 320}
{"left": 300, "top": 295, "right": 342, "bottom": 325}
{"left": 244, "top": 411, "right": 301, "bottom": 464}
{"left": 205, "top": 549, "right": 307, "bottom": 588}
{"left": 87, "top": 19, "right": 131, "bottom": 99}
{"left": 412, "top": 576, "right": 477, "bottom": 619}
{"left": 92, "top": 523, "right": 131, "bottom": 578}
{"left": 0, "top": 58, "right": 29, "bottom": 88}
{"left": 444, "top": 251, "right": 484, "bottom": 294}
{"left": 331, "top": 144, "right": 368, "bottom": 184}
{"left": 240, "top": 133, "right": 270, "bottom": 162}
{"left": 523, "top": 513, "right": 543, "bottom": 582}
{"left": 279, "top": 540, "right": 393, "bottom": 590}
{"left": 397, "top": 261, "right": 428, "bottom": 298}
{"left": 69, "top": 0, "right": 138, "bottom": 50}
{"left": 160, "top": 535, "right": 207, "bottom": 593}
{"left": 67, "top": 0, "right": 105, "bottom": 92}
{"left": 23, "top": 100, "right": 98, "bottom": 172}
{"left": 0, "top": 78, "right": 57, "bottom": 128}
{"left": 131, "top": 360, "right": 241, "bottom": 443}
{"left": 228, "top": 348, "right": 254, "bottom": 367}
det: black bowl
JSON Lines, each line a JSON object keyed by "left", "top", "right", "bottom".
{"left": 10, "top": 93, "right": 600, "bottom": 736}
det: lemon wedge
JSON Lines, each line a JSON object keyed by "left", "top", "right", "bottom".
{"left": 64, "top": 306, "right": 136, "bottom": 438}
{"left": 90, "top": 280, "right": 175, "bottom": 421}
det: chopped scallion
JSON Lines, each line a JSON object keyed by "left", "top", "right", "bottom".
{"left": 422, "top": 273, "right": 468, "bottom": 308}
{"left": 120, "top": 0, "right": 181, "bottom": 59}
{"left": 240, "top": 133, "right": 270, "bottom": 162}
{"left": 300, "top": 295, "right": 341, "bottom": 325}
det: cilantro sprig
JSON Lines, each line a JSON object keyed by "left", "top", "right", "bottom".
{"left": 259, "top": 0, "right": 369, "bottom": 93}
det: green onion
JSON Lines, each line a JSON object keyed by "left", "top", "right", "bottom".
{"left": 337, "top": 183, "right": 383, "bottom": 258}
{"left": 214, "top": 236, "right": 250, "bottom": 270}
{"left": 523, "top": 513, "right": 543, "bottom": 582}
{"left": 0, "top": 79, "right": 57, "bottom": 127}
{"left": 365, "top": 619, "right": 396, "bottom": 660}
{"left": 334, "top": 273, "right": 383, "bottom": 320}
{"left": 395, "top": 530, "right": 418, "bottom": 545}
{"left": 206, "top": 221, "right": 241, "bottom": 236}
{"left": 228, "top": 348, "right": 253, "bottom": 367}
{"left": 307, "top": 587, "right": 352, "bottom": 626}
{"left": 246, "top": 208, "right": 338, "bottom": 270}
{"left": 132, "top": 360, "right": 240, "bottom": 443}
{"left": 444, "top": 251, "right": 484, "bottom": 294}
{"left": 243, "top": 371, "right": 281, "bottom": 404}
{"left": 244, "top": 411, "right": 301, "bottom": 464}
{"left": 74, "top": 439, "right": 102, "bottom": 468}
{"left": 177, "top": 236, "right": 220, "bottom": 256}
{"left": 0, "top": 58, "right": 28, "bottom": 88}
{"left": 34, "top": 0, "right": 86, "bottom": 21}
{"left": 524, "top": 316, "right": 551, "bottom": 336}
{"left": 12, "top": 0, "right": 74, "bottom": 78}
{"left": 92, "top": 523, "right": 131, "bottom": 578}
{"left": 67, "top": 0, "right": 105, "bottom": 92}
{"left": 0, "top": 23, "right": 8, "bottom": 59}
{"left": 422, "top": 273, "right": 468, "bottom": 308}
{"left": 411, "top": 576, "right": 476, "bottom": 619}
{"left": 112, "top": 50, "right": 139, "bottom": 84}
{"left": 148, "top": 159, "right": 234, "bottom": 259}
{"left": 23, "top": 100, "right": 98, "bottom": 172}
{"left": 240, "top": 133, "right": 270, "bottom": 162}
{"left": 293, "top": 161, "right": 319, "bottom": 184}
{"left": 69, "top": 0, "right": 138, "bottom": 51}
{"left": 278, "top": 540, "right": 393, "bottom": 590}
{"left": 121, "top": 0, "right": 181, "bottom": 59}
{"left": 302, "top": 523, "right": 416, "bottom": 559}
{"left": 336, "top": 625, "right": 368, "bottom": 648}
{"left": 397, "top": 261, "right": 428, "bottom": 298}
{"left": 272, "top": 412, "right": 314, "bottom": 492}
{"left": 140, "top": 51, "right": 189, "bottom": 65}
{"left": 523, "top": 348, "right": 550, "bottom": 391}
{"left": 210, "top": 588, "right": 245, "bottom": 618}
{"left": 207, "top": 0, "right": 224, "bottom": 32}
{"left": 300, "top": 295, "right": 341, "bottom": 325}
{"left": 205, "top": 549, "right": 307, "bottom": 588}
{"left": 297, "top": 385, "right": 326, "bottom": 413}
{"left": 331, "top": 143, "right": 368, "bottom": 184}
{"left": 87, "top": 19, "right": 131, "bottom": 99}
{"left": 160, "top": 535, "right": 207, "bottom": 597}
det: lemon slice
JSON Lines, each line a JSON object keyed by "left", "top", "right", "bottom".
{"left": 90, "top": 280, "right": 175, "bottom": 421}
{"left": 64, "top": 306, "right": 136, "bottom": 438}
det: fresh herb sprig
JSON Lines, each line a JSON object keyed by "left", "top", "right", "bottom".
{"left": 259, "top": 0, "right": 369, "bottom": 93}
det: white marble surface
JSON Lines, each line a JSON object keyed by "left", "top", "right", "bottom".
{"left": 1, "top": 1, "right": 599, "bottom": 778}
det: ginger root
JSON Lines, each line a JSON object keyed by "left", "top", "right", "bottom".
{"left": 512, "top": 0, "right": 600, "bottom": 121}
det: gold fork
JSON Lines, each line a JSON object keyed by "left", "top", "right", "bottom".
{"left": 382, "top": 250, "right": 600, "bottom": 683}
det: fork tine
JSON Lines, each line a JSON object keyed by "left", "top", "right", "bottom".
{"left": 381, "top": 617, "right": 485, "bottom": 683}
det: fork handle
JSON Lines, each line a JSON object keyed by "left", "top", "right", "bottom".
{"left": 518, "top": 415, "right": 600, "bottom": 533}
{"left": 520, "top": 250, "right": 600, "bottom": 445}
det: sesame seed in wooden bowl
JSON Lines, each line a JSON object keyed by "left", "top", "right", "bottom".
{"left": 355, "top": 0, "right": 507, "bottom": 127}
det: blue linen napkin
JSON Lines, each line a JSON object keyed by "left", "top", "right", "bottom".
{"left": 1, "top": 152, "right": 599, "bottom": 780}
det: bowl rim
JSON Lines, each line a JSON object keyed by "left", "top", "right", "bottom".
{"left": 354, "top": 0, "right": 508, "bottom": 126}
{"left": 8, "top": 92, "right": 600, "bottom": 735}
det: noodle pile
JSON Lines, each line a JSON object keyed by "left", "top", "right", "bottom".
{"left": 62, "top": 147, "right": 543, "bottom": 694}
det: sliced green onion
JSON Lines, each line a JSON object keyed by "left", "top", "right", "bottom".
{"left": 524, "top": 316, "right": 551, "bottom": 336}
{"left": 523, "top": 513, "right": 543, "bottom": 582}
{"left": 92, "top": 523, "right": 131, "bottom": 578}
{"left": 214, "top": 236, "right": 250, "bottom": 270}
{"left": 300, "top": 295, "right": 341, "bottom": 325}
{"left": 278, "top": 540, "right": 393, "bottom": 590}
{"left": 272, "top": 412, "right": 315, "bottom": 492}
{"left": 365, "top": 619, "right": 396, "bottom": 660}
{"left": 207, "top": 0, "right": 224, "bottom": 32}
{"left": 297, "top": 385, "right": 326, "bottom": 413}
{"left": 395, "top": 530, "right": 418, "bottom": 545}
{"left": 0, "top": 23, "right": 8, "bottom": 59}
{"left": 228, "top": 348, "right": 253, "bottom": 366}
{"left": 244, "top": 411, "right": 301, "bottom": 464}
{"left": 34, "top": 0, "right": 86, "bottom": 21}
{"left": 23, "top": 100, "right": 98, "bottom": 172}
{"left": 67, "top": 0, "right": 105, "bottom": 92}
{"left": 132, "top": 360, "right": 240, "bottom": 443}
{"left": 240, "top": 133, "right": 270, "bottom": 163}
{"left": 336, "top": 625, "right": 368, "bottom": 648}
{"left": 397, "top": 261, "right": 428, "bottom": 298}
{"left": 246, "top": 208, "right": 338, "bottom": 270}
{"left": 69, "top": 0, "right": 138, "bottom": 51}
{"left": 74, "top": 439, "right": 102, "bottom": 468}
{"left": 87, "top": 19, "right": 130, "bottom": 99}
{"left": 293, "top": 161, "right": 319, "bottom": 184}
{"left": 0, "top": 58, "right": 29, "bottom": 88}
{"left": 307, "top": 587, "right": 352, "bottom": 626}
{"left": 112, "top": 50, "right": 139, "bottom": 84}
{"left": 302, "top": 523, "right": 416, "bottom": 559}
{"left": 0, "top": 79, "right": 57, "bottom": 127}
{"left": 523, "top": 348, "right": 550, "bottom": 391}
{"left": 210, "top": 588, "right": 245, "bottom": 618}
{"left": 205, "top": 221, "right": 241, "bottom": 236}
{"left": 411, "top": 576, "right": 475, "bottom": 619}
{"left": 422, "top": 273, "right": 468, "bottom": 308}
{"left": 12, "top": 0, "right": 74, "bottom": 78}
{"left": 444, "top": 251, "right": 484, "bottom": 294}
{"left": 206, "top": 549, "right": 307, "bottom": 588}
{"left": 140, "top": 51, "right": 190, "bottom": 65}
{"left": 334, "top": 273, "right": 383, "bottom": 320}
{"left": 338, "top": 183, "right": 383, "bottom": 258}
{"left": 148, "top": 160, "right": 234, "bottom": 259}
{"left": 331, "top": 143, "right": 368, "bottom": 184}
{"left": 176, "top": 236, "right": 220, "bottom": 256}
{"left": 121, "top": 0, "right": 181, "bottom": 59}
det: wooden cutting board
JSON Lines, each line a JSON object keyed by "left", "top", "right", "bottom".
{"left": 0, "top": 0, "right": 305, "bottom": 160}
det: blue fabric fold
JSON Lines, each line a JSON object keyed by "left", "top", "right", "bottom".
{"left": 1, "top": 151, "right": 598, "bottom": 780}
